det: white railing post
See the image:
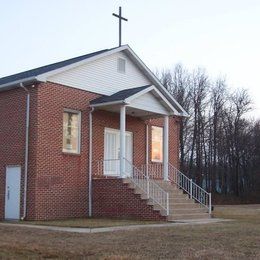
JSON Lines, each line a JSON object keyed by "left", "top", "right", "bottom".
{"left": 190, "top": 178, "right": 193, "bottom": 199}
{"left": 209, "top": 193, "right": 212, "bottom": 215}
{"left": 166, "top": 192, "right": 169, "bottom": 216}
{"left": 146, "top": 169, "right": 150, "bottom": 198}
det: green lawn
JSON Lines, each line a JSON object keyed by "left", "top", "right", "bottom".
{"left": 0, "top": 204, "right": 259, "bottom": 259}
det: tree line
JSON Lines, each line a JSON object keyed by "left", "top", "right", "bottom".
{"left": 159, "top": 64, "right": 260, "bottom": 198}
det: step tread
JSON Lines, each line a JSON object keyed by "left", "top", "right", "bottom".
{"left": 170, "top": 212, "right": 210, "bottom": 216}
{"left": 123, "top": 178, "right": 211, "bottom": 222}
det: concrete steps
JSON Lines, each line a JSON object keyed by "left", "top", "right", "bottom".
{"left": 123, "top": 178, "right": 211, "bottom": 221}
{"left": 154, "top": 180, "right": 210, "bottom": 221}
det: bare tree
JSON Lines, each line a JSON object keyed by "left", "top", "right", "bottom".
{"left": 159, "top": 64, "right": 259, "bottom": 200}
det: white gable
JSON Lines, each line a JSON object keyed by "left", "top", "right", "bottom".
{"left": 47, "top": 52, "right": 151, "bottom": 96}
{"left": 130, "top": 92, "right": 169, "bottom": 115}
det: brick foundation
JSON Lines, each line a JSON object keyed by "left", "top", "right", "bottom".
{"left": 92, "top": 178, "right": 166, "bottom": 221}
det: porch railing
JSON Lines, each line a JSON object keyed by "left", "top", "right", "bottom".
{"left": 124, "top": 158, "right": 169, "bottom": 216}
{"left": 141, "top": 163, "right": 164, "bottom": 179}
{"left": 141, "top": 163, "right": 212, "bottom": 214}
{"left": 168, "top": 163, "right": 211, "bottom": 214}
{"left": 95, "top": 159, "right": 169, "bottom": 215}
{"left": 97, "top": 159, "right": 120, "bottom": 177}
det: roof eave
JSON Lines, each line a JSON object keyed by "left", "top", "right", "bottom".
{"left": 0, "top": 77, "right": 40, "bottom": 92}
{"left": 90, "top": 100, "right": 128, "bottom": 107}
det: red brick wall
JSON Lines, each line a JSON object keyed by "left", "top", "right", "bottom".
{"left": 0, "top": 81, "right": 180, "bottom": 221}
{"left": 0, "top": 86, "right": 38, "bottom": 220}
{"left": 92, "top": 178, "right": 166, "bottom": 221}
{"left": 31, "top": 82, "right": 99, "bottom": 220}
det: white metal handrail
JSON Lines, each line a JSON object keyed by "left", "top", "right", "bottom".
{"left": 141, "top": 163, "right": 164, "bottom": 179}
{"left": 168, "top": 163, "right": 211, "bottom": 214}
{"left": 95, "top": 159, "right": 169, "bottom": 215}
{"left": 141, "top": 163, "right": 211, "bottom": 214}
{"left": 124, "top": 158, "right": 169, "bottom": 215}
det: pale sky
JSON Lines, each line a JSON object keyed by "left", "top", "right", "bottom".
{"left": 1, "top": 0, "right": 260, "bottom": 119}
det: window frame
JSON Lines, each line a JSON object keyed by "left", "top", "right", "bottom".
{"left": 117, "top": 57, "right": 126, "bottom": 73}
{"left": 62, "top": 108, "right": 81, "bottom": 155}
{"left": 151, "top": 126, "right": 163, "bottom": 163}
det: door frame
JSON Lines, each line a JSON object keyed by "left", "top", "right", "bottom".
{"left": 104, "top": 127, "right": 133, "bottom": 176}
{"left": 5, "top": 165, "right": 22, "bottom": 220}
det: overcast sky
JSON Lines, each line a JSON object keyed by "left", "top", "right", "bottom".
{"left": 1, "top": 0, "right": 259, "bottom": 119}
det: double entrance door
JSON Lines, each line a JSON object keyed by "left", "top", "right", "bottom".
{"left": 104, "top": 128, "right": 133, "bottom": 177}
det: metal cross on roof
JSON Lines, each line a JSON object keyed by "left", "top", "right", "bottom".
{"left": 112, "top": 6, "right": 128, "bottom": 47}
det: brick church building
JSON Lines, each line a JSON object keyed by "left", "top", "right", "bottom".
{"left": 0, "top": 45, "right": 211, "bottom": 221}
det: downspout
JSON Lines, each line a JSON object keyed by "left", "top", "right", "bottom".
{"left": 88, "top": 107, "right": 94, "bottom": 217}
{"left": 19, "top": 83, "right": 30, "bottom": 220}
{"left": 145, "top": 119, "right": 151, "bottom": 177}
{"left": 146, "top": 123, "right": 149, "bottom": 169}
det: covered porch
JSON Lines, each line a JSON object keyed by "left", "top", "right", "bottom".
{"left": 89, "top": 85, "right": 179, "bottom": 181}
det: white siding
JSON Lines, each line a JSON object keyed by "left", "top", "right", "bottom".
{"left": 130, "top": 92, "right": 169, "bottom": 115}
{"left": 47, "top": 52, "right": 151, "bottom": 95}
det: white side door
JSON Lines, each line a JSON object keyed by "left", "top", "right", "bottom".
{"left": 5, "top": 166, "right": 21, "bottom": 220}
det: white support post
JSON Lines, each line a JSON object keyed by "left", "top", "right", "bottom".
{"left": 163, "top": 115, "right": 169, "bottom": 181}
{"left": 146, "top": 123, "right": 149, "bottom": 195}
{"left": 146, "top": 124, "right": 149, "bottom": 175}
{"left": 190, "top": 178, "right": 193, "bottom": 199}
{"left": 209, "top": 193, "right": 212, "bottom": 215}
{"left": 120, "top": 105, "right": 126, "bottom": 178}
{"left": 166, "top": 193, "right": 169, "bottom": 216}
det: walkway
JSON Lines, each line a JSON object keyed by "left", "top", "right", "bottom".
{"left": 0, "top": 218, "right": 229, "bottom": 234}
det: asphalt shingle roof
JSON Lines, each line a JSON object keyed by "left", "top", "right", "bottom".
{"left": 0, "top": 48, "right": 115, "bottom": 86}
{"left": 90, "top": 85, "right": 151, "bottom": 105}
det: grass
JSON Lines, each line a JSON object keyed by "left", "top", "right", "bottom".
{"left": 0, "top": 204, "right": 259, "bottom": 259}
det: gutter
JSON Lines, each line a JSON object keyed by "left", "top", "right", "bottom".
{"left": 90, "top": 100, "right": 129, "bottom": 108}
{"left": 19, "top": 83, "right": 30, "bottom": 220}
{"left": 0, "top": 77, "right": 37, "bottom": 92}
{"left": 88, "top": 107, "right": 94, "bottom": 217}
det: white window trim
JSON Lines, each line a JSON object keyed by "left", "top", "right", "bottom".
{"left": 63, "top": 109, "right": 81, "bottom": 154}
{"left": 151, "top": 126, "right": 163, "bottom": 163}
{"left": 117, "top": 57, "right": 126, "bottom": 74}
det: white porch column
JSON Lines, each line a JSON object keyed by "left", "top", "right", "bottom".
{"left": 163, "top": 115, "right": 169, "bottom": 181}
{"left": 120, "top": 105, "right": 126, "bottom": 177}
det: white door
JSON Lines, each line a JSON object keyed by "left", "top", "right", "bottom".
{"left": 5, "top": 166, "right": 21, "bottom": 220}
{"left": 104, "top": 128, "right": 133, "bottom": 177}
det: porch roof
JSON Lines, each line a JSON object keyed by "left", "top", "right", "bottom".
{"left": 90, "top": 85, "right": 151, "bottom": 105}
{"left": 90, "top": 85, "right": 179, "bottom": 119}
